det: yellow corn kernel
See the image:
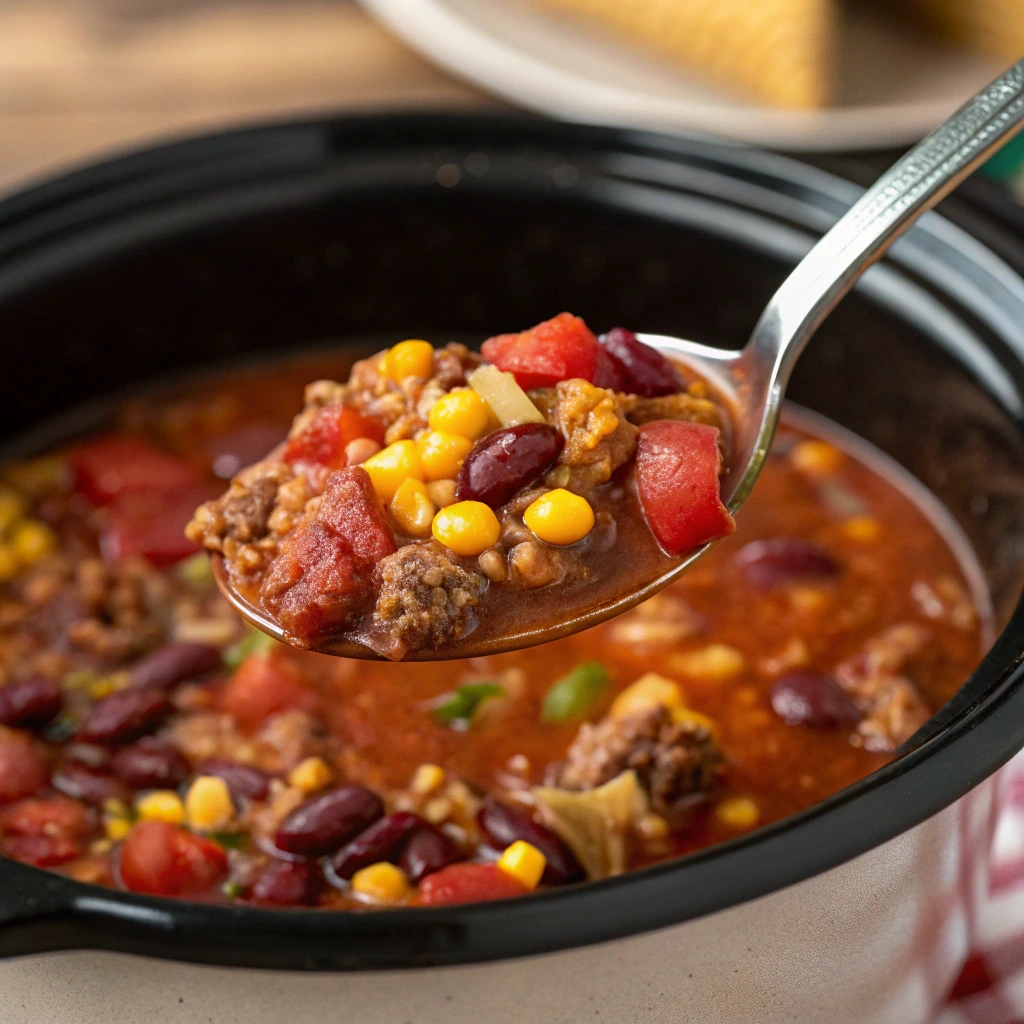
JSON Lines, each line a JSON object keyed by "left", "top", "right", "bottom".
{"left": 715, "top": 796, "right": 760, "bottom": 830}
{"left": 104, "top": 817, "right": 133, "bottom": 842}
{"left": 136, "top": 790, "right": 186, "bottom": 825}
{"left": 382, "top": 340, "right": 435, "bottom": 381}
{"left": 668, "top": 644, "right": 746, "bottom": 681}
{"left": 432, "top": 500, "right": 500, "bottom": 556}
{"left": 791, "top": 439, "right": 844, "bottom": 475}
{"left": 0, "top": 545, "right": 19, "bottom": 583}
{"left": 411, "top": 763, "right": 446, "bottom": 795}
{"left": 389, "top": 478, "right": 436, "bottom": 538}
{"left": 0, "top": 486, "right": 27, "bottom": 535}
{"left": 671, "top": 707, "right": 718, "bottom": 735}
{"left": 417, "top": 431, "right": 473, "bottom": 482}
{"left": 185, "top": 776, "right": 235, "bottom": 831}
{"left": 428, "top": 388, "right": 491, "bottom": 441}
{"left": 11, "top": 520, "right": 56, "bottom": 565}
{"left": 497, "top": 840, "right": 547, "bottom": 890}
{"left": 843, "top": 516, "right": 881, "bottom": 543}
{"left": 287, "top": 756, "right": 332, "bottom": 794}
{"left": 610, "top": 673, "right": 684, "bottom": 719}
{"left": 102, "top": 798, "right": 129, "bottom": 818}
{"left": 363, "top": 440, "right": 424, "bottom": 502}
{"left": 351, "top": 861, "right": 410, "bottom": 903}
{"left": 426, "top": 479, "right": 458, "bottom": 508}
{"left": 4, "top": 456, "right": 68, "bottom": 498}
{"left": 524, "top": 489, "right": 594, "bottom": 546}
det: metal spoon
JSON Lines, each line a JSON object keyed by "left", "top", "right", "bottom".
{"left": 215, "top": 58, "right": 1024, "bottom": 661}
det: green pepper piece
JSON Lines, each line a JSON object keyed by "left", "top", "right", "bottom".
{"left": 541, "top": 662, "right": 609, "bottom": 724}
{"left": 432, "top": 682, "right": 505, "bottom": 727}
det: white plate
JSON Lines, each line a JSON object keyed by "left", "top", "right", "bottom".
{"left": 360, "top": 0, "right": 1003, "bottom": 150}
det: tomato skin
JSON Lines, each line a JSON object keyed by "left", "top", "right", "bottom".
{"left": 118, "top": 820, "right": 228, "bottom": 897}
{"left": 101, "top": 484, "right": 215, "bottom": 566}
{"left": 635, "top": 420, "right": 735, "bottom": 556}
{"left": 284, "top": 405, "right": 385, "bottom": 470}
{"left": 72, "top": 434, "right": 199, "bottom": 505}
{"left": 0, "top": 727, "right": 48, "bottom": 804}
{"left": 1, "top": 796, "right": 92, "bottom": 866}
{"left": 481, "top": 313, "right": 600, "bottom": 390}
{"left": 218, "top": 654, "right": 317, "bottom": 729}
{"left": 417, "top": 862, "right": 530, "bottom": 906}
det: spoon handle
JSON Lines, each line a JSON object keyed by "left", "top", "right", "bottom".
{"left": 750, "top": 57, "right": 1024, "bottom": 388}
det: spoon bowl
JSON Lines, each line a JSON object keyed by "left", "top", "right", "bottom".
{"left": 215, "top": 58, "right": 1024, "bottom": 661}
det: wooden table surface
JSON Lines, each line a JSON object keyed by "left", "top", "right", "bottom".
{"left": 0, "top": 0, "right": 493, "bottom": 193}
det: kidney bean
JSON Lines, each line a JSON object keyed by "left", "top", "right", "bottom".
{"left": 477, "top": 798, "right": 584, "bottom": 885}
{"left": 0, "top": 676, "right": 62, "bottom": 730}
{"left": 3, "top": 834, "right": 84, "bottom": 867}
{"left": 275, "top": 786, "right": 383, "bottom": 858}
{"left": 196, "top": 759, "right": 272, "bottom": 801}
{"left": 456, "top": 424, "right": 564, "bottom": 508}
{"left": 112, "top": 738, "right": 190, "bottom": 790}
{"left": 130, "top": 643, "right": 222, "bottom": 692}
{"left": 399, "top": 825, "right": 466, "bottom": 883}
{"left": 771, "top": 672, "right": 863, "bottom": 729}
{"left": 250, "top": 859, "right": 320, "bottom": 906}
{"left": 0, "top": 729, "right": 48, "bottom": 805}
{"left": 76, "top": 687, "right": 173, "bottom": 745}
{"left": 597, "top": 328, "right": 683, "bottom": 397}
{"left": 732, "top": 538, "right": 839, "bottom": 588}
{"left": 330, "top": 811, "right": 423, "bottom": 881}
{"left": 52, "top": 760, "right": 127, "bottom": 805}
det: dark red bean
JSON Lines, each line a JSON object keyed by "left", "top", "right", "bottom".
{"left": 596, "top": 328, "right": 683, "bottom": 397}
{"left": 52, "top": 760, "right": 127, "bottom": 805}
{"left": 275, "top": 786, "right": 383, "bottom": 858}
{"left": 130, "top": 643, "right": 222, "bottom": 692}
{"left": 111, "top": 738, "right": 190, "bottom": 790}
{"left": 330, "top": 811, "right": 423, "bottom": 881}
{"left": 196, "top": 759, "right": 271, "bottom": 801}
{"left": 456, "top": 424, "right": 564, "bottom": 508}
{"left": 399, "top": 825, "right": 466, "bottom": 882}
{"left": 76, "top": 688, "right": 173, "bottom": 744}
{"left": 0, "top": 676, "right": 62, "bottom": 730}
{"left": 477, "top": 799, "right": 584, "bottom": 885}
{"left": 732, "top": 538, "right": 839, "bottom": 588}
{"left": 771, "top": 672, "right": 863, "bottom": 729}
{"left": 249, "top": 859, "right": 320, "bottom": 906}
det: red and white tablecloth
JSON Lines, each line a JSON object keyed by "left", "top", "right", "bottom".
{"left": 940, "top": 753, "right": 1024, "bottom": 1023}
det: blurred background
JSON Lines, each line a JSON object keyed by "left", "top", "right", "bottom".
{"left": 1, "top": 0, "right": 1023, "bottom": 192}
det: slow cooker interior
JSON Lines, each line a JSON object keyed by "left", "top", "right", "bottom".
{"left": 2, "top": 148, "right": 1024, "bottom": 628}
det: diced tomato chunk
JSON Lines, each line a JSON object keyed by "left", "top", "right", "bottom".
{"left": 119, "top": 820, "right": 228, "bottom": 897}
{"left": 481, "top": 313, "right": 600, "bottom": 390}
{"left": 1, "top": 796, "right": 91, "bottom": 867}
{"left": 635, "top": 420, "right": 735, "bottom": 556}
{"left": 0, "top": 727, "right": 48, "bottom": 804}
{"left": 218, "top": 654, "right": 318, "bottom": 729}
{"left": 284, "top": 405, "right": 385, "bottom": 470}
{"left": 259, "top": 467, "right": 396, "bottom": 641}
{"left": 101, "top": 483, "right": 216, "bottom": 566}
{"left": 417, "top": 862, "right": 530, "bottom": 906}
{"left": 72, "top": 434, "right": 199, "bottom": 505}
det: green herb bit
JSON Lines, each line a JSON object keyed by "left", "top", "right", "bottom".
{"left": 177, "top": 552, "right": 214, "bottom": 588}
{"left": 44, "top": 712, "right": 78, "bottom": 743}
{"left": 541, "top": 662, "right": 610, "bottom": 724}
{"left": 432, "top": 682, "right": 505, "bottom": 727}
{"left": 209, "top": 831, "right": 246, "bottom": 851}
{"left": 222, "top": 880, "right": 245, "bottom": 899}
{"left": 223, "top": 628, "right": 277, "bottom": 669}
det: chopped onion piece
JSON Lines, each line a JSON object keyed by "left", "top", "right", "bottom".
{"left": 468, "top": 365, "right": 546, "bottom": 427}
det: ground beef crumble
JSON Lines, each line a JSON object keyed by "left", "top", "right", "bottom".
{"left": 369, "top": 542, "right": 488, "bottom": 659}
{"left": 550, "top": 704, "right": 722, "bottom": 821}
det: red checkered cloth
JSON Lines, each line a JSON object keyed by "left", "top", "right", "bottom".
{"left": 940, "top": 754, "right": 1024, "bottom": 1023}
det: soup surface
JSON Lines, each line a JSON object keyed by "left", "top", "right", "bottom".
{"left": 0, "top": 351, "right": 986, "bottom": 908}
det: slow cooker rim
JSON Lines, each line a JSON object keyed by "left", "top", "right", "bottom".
{"left": 0, "top": 111, "right": 1023, "bottom": 970}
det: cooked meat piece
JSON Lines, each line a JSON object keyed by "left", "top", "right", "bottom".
{"left": 340, "top": 343, "right": 481, "bottom": 445}
{"left": 370, "top": 542, "right": 488, "bottom": 660}
{"left": 835, "top": 623, "right": 933, "bottom": 751}
{"left": 619, "top": 390, "right": 723, "bottom": 429}
{"left": 551, "top": 704, "right": 721, "bottom": 821}
{"left": 546, "top": 379, "right": 639, "bottom": 489}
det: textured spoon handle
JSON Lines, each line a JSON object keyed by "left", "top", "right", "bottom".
{"left": 754, "top": 58, "right": 1024, "bottom": 383}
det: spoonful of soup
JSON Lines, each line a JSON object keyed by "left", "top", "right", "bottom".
{"left": 195, "top": 58, "right": 1024, "bottom": 661}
